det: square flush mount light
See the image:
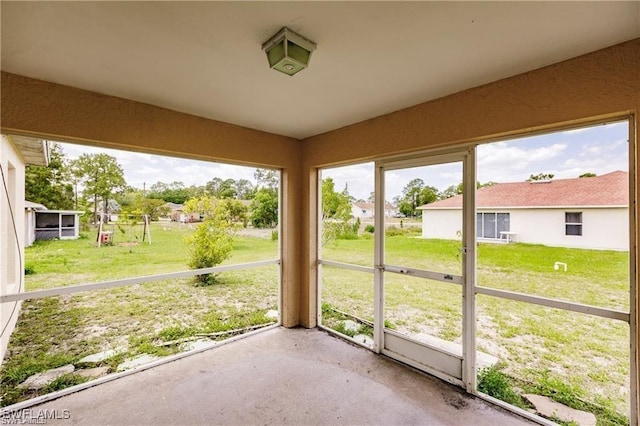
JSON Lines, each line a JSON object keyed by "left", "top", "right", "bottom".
{"left": 262, "top": 27, "right": 316, "bottom": 76}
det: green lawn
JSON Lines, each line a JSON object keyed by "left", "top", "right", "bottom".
{"left": 24, "top": 222, "right": 278, "bottom": 290}
{"left": 322, "top": 235, "right": 631, "bottom": 424}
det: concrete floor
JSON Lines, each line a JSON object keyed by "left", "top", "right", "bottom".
{"left": 31, "top": 327, "right": 532, "bottom": 425}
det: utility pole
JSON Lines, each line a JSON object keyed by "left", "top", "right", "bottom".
{"left": 143, "top": 182, "right": 146, "bottom": 197}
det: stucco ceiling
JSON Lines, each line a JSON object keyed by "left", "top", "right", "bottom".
{"left": 1, "top": 2, "right": 639, "bottom": 139}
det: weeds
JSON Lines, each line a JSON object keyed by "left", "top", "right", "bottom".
{"left": 385, "top": 225, "right": 420, "bottom": 237}
{"left": 477, "top": 364, "right": 528, "bottom": 409}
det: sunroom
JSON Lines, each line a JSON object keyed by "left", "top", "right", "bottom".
{"left": 1, "top": 2, "right": 638, "bottom": 425}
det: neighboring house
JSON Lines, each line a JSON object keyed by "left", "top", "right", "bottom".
{"left": 25, "top": 201, "right": 83, "bottom": 245}
{"left": 418, "top": 171, "right": 628, "bottom": 251}
{"left": 0, "top": 135, "right": 49, "bottom": 362}
{"left": 163, "top": 202, "right": 182, "bottom": 221}
{"left": 351, "top": 202, "right": 398, "bottom": 219}
{"left": 95, "top": 199, "right": 121, "bottom": 223}
{"left": 164, "top": 202, "right": 199, "bottom": 223}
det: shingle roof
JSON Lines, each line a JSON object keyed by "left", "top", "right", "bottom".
{"left": 419, "top": 171, "right": 628, "bottom": 209}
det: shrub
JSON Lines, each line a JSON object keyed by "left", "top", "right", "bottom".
{"left": 185, "top": 218, "right": 234, "bottom": 285}
{"left": 337, "top": 231, "right": 359, "bottom": 240}
{"left": 364, "top": 224, "right": 375, "bottom": 233}
{"left": 271, "top": 230, "right": 279, "bottom": 241}
{"left": 24, "top": 264, "right": 36, "bottom": 275}
{"left": 352, "top": 217, "right": 361, "bottom": 234}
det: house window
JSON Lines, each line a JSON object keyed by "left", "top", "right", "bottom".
{"left": 565, "top": 212, "right": 582, "bottom": 236}
{"left": 476, "top": 212, "right": 510, "bottom": 239}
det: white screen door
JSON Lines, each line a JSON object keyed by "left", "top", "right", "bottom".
{"left": 374, "top": 150, "right": 476, "bottom": 388}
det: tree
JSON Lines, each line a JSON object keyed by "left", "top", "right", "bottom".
{"left": 527, "top": 173, "right": 554, "bottom": 181}
{"left": 367, "top": 191, "right": 375, "bottom": 203}
{"left": 187, "top": 184, "right": 207, "bottom": 198}
{"left": 147, "top": 181, "right": 190, "bottom": 204}
{"left": 71, "top": 153, "right": 126, "bottom": 224}
{"left": 395, "top": 178, "right": 439, "bottom": 218}
{"left": 234, "top": 179, "right": 255, "bottom": 199}
{"left": 440, "top": 181, "right": 496, "bottom": 199}
{"left": 218, "top": 178, "right": 237, "bottom": 199}
{"left": 183, "top": 195, "right": 248, "bottom": 226}
{"left": 250, "top": 188, "right": 278, "bottom": 228}
{"left": 441, "top": 182, "right": 464, "bottom": 200}
{"left": 254, "top": 168, "right": 279, "bottom": 190}
{"left": 321, "top": 178, "right": 355, "bottom": 244}
{"left": 219, "top": 199, "right": 249, "bottom": 227}
{"left": 250, "top": 168, "right": 279, "bottom": 228}
{"left": 579, "top": 172, "right": 596, "bottom": 178}
{"left": 322, "top": 178, "right": 352, "bottom": 221}
{"left": 205, "top": 177, "right": 223, "bottom": 197}
{"left": 184, "top": 195, "right": 218, "bottom": 220}
{"left": 203, "top": 177, "right": 238, "bottom": 199}
{"left": 132, "top": 197, "right": 171, "bottom": 221}
{"left": 24, "top": 143, "right": 75, "bottom": 210}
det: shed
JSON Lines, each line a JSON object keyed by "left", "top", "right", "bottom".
{"left": 25, "top": 201, "right": 84, "bottom": 244}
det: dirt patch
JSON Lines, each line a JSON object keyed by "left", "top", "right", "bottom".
{"left": 235, "top": 227, "right": 274, "bottom": 238}
{"left": 117, "top": 242, "right": 139, "bottom": 247}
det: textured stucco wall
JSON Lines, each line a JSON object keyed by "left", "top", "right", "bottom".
{"left": 0, "top": 72, "right": 299, "bottom": 168}
{"left": 299, "top": 38, "right": 639, "bottom": 346}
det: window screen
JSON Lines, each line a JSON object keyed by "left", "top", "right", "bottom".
{"left": 565, "top": 212, "right": 582, "bottom": 236}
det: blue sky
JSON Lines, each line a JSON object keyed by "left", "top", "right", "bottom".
{"left": 60, "top": 120, "right": 629, "bottom": 201}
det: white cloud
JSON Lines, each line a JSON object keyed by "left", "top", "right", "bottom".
{"left": 528, "top": 144, "right": 567, "bottom": 161}
{"left": 322, "top": 163, "right": 374, "bottom": 200}
{"left": 58, "top": 142, "right": 259, "bottom": 189}
{"left": 477, "top": 142, "right": 567, "bottom": 183}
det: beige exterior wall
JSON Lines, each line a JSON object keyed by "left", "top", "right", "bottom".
{"left": 0, "top": 135, "right": 26, "bottom": 361}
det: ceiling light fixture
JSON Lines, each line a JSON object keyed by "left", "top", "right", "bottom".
{"left": 262, "top": 27, "right": 316, "bottom": 76}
